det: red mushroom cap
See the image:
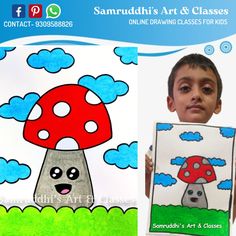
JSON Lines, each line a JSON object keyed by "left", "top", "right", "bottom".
{"left": 23, "top": 84, "right": 112, "bottom": 150}
{"left": 177, "top": 155, "right": 216, "bottom": 184}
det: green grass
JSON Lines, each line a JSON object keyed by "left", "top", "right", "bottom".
{"left": 149, "top": 204, "right": 229, "bottom": 236}
{"left": 0, "top": 205, "right": 137, "bottom": 236}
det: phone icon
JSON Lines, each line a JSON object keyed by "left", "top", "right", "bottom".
{"left": 46, "top": 4, "right": 61, "bottom": 19}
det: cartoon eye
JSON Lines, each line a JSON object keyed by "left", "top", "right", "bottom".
{"left": 67, "top": 167, "right": 79, "bottom": 180}
{"left": 50, "top": 167, "right": 63, "bottom": 179}
{"left": 197, "top": 191, "right": 202, "bottom": 196}
{"left": 187, "top": 190, "right": 193, "bottom": 195}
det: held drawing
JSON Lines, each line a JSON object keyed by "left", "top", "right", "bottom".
{"left": 147, "top": 123, "right": 235, "bottom": 236}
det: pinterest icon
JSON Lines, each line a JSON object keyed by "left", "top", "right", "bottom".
{"left": 29, "top": 4, "right": 42, "bottom": 18}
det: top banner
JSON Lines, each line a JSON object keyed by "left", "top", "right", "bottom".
{"left": 0, "top": 0, "right": 236, "bottom": 45}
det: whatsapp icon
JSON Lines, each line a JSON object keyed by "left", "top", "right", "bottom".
{"left": 46, "top": 4, "right": 61, "bottom": 19}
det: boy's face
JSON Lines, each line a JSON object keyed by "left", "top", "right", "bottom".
{"left": 167, "top": 65, "right": 221, "bottom": 123}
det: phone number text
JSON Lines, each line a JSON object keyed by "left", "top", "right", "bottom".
{"left": 3, "top": 21, "right": 73, "bottom": 28}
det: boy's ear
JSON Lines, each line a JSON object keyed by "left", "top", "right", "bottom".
{"left": 214, "top": 99, "right": 222, "bottom": 114}
{"left": 167, "top": 96, "right": 176, "bottom": 112}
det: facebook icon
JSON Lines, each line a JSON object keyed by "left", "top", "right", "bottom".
{"left": 12, "top": 4, "right": 26, "bottom": 18}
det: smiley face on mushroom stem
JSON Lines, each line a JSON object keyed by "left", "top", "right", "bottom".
{"left": 48, "top": 164, "right": 81, "bottom": 197}
{"left": 34, "top": 150, "right": 94, "bottom": 209}
{"left": 181, "top": 183, "right": 208, "bottom": 208}
{"left": 50, "top": 166, "right": 80, "bottom": 195}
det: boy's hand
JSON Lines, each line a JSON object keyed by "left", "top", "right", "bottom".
{"left": 145, "top": 154, "right": 153, "bottom": 174}
{"left": 145, "top": 154, "right": 153, "bottom": 198}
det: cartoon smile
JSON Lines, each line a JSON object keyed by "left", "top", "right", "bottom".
{"left": 55, "top": 184, "right": 72, "bottom": 195}
{"left": 190, "top": 197, "right": 198, "bottom": 203}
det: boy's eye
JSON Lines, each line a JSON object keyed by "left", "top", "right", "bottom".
{"left": 179, "top": 85, "right": 191, "bottom": 93}
{"left": 202, "top": 86, "right": 214, "bottom": 94}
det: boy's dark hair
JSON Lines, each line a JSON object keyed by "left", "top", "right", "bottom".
{"left": 168, "top": 54, "right": 222, "bottom": 100}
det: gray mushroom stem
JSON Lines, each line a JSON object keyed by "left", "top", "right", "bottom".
{"left": 181, "top": 183, "right": 207, "bottom": 208}
{"left": 34, "top": 149, "right": 94, "bottom": 209}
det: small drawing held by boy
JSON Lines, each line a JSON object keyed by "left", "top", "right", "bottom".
{"left": 145, "top": 53, "right": 236, "bottom": 221}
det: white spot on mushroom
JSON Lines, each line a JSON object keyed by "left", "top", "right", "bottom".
{"left": 202, "top": 158, "right": 210, "bottom": 165}
{"left": 56, "top": 137, "right": 79, "bottom": 150}
{"left": 206, "top": 170, "right": 212, "bottom": 176}
{"left": 28, "top": 104, "right": 42, "bottom": 120}
{"left": 193, "top": 163, "right": 200, "bottom": 169}
{"left": 38, "top": 130, "right": 49, "bottom": 140}
{"left": 53, "top": 102, "right": 70, "bottom": 117}
{"left": 85, "top": 91, "right": 101, "bottom": 105}
{"left": 85, "top": 121, "right": 98, "bottom": 133}
{"left": 184, "top": 171, "right": 190, "bottom": 177}
{"left": 182, "top": 162, "right": 188, "bottom": 169}
{"left": 195, "top": 178, "right": 207, "bottom": 184}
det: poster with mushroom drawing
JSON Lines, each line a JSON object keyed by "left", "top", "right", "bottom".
{"left": 147, "top": 122, "right": 235, "bottom": 236}
{"left": 0, "top": 46, "right": 137, "bottom": 235}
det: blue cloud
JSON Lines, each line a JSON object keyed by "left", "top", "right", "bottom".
{"left": 103, "top": 141, "right": 137, "bottom": 169}
{"left": 217, "top": 180, "right": 232, "bottom": 190}
{"left": 170, "top": 156, "right": 186, "bottom": 166}
{"left": 114, "top": 47, "right": 137, "bottom": 65}
{"left": 156, "top": 123, "right": 173, "bottom": 131}
{"left": 78, "top": 74, "right": 129, "bottom": 104}
{"left": 27, "top": 48, "right": 74, "bottom": 73}
{"left": 0, "top": 157, "right": 31, "bottom": 184}
{"left": 154, "top": 173, "right": 177, "bottom": 187}
{"left": 208, "top": 158, "right": 226, "bottom": 167}
{"left": 220, "top": 127, "right": 235, "bottom": 138}
{"left": 0, "top": 47, "right": 15, "bottom": 60}
{"left": 0, "top": 93, "right": 40, "bottom": 122}
{"left": 179, "top": 132, "right": 203, "bottom": 142}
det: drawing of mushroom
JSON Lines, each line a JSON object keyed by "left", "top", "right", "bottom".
{"left": 23, "top": 84, "right": 112, "bottom": 209}
{"left": 177, "top": 155, "right": 216, "bottom": 208}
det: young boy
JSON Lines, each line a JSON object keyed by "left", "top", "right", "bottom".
{"left": 145, "top": 53, "right": 236, "bottom": 220}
